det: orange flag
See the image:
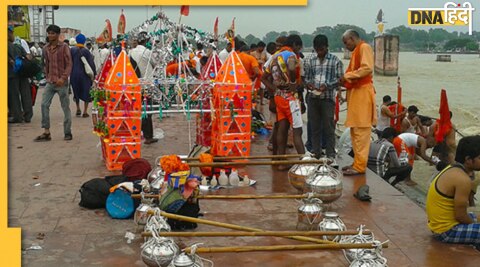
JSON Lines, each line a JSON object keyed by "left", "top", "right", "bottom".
{"left": 180, "top": 5, "right": 190, "bottom": 16}
{"left": 435, "top": 89, "right": 453, "bottom": 143}
{"left": 213, "top": 17, "right": 219, "bottom": 39}
{"left": 226, "top": 18, "right": 236, "bottom": 48}
{"left": 117, "top": 9, "right": 126, "bottom": 35}
{"left": 96, "top": 19, "right": 112, "bottom": 44}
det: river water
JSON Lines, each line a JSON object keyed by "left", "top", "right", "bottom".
{"left": 331, "top": 51, "right": 480, "bottom": 211}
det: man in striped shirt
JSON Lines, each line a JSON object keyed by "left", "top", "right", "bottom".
{"left": 34, "top": 25, "right": 73, "bottom": 142}
{"left": 367, "top": 127, "right": 412, "bottom": 186}
{"left": 303, "top": 34, "right": 343, "bottom": 158}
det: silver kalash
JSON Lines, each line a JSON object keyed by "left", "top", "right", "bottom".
{"left": 288, "top": 156, "right": 320, "bottom": 191}
{"left": 304, "top": 162, "right": 343, "bottom": 203}
{"left": 297, "top": 193, "right": 324, "bottom": 230}
{"left": 168, "top": 244, "right": 214, "bottom": 267}
{"left": 318, "top": 211, "right": 347, "bottom": 242}
{"left": 141, "top": 230, "right": 179, "bottom": 267}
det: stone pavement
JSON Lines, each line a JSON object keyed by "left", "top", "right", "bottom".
{"left": 8, "top": 88, "right": 480, "bottom": 266}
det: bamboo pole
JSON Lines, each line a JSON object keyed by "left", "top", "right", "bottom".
{"left": 142, "top": 230, "right": 371, "bottom": 237}
{"left": 184, "top": 242, "right": 388, "bottom": 254}
{"left": 184, "top": 154, "right": 304, "bottom": 161}
{"left": 148, "top": 211, "right": 336, "bottom": 245}
{"left": 187, "top": 159, "right": 326, "bottom": 168}
{"left": 132, "top": 193, "right": 321, "bottom": 200}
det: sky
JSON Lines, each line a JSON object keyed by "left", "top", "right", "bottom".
{"left": 53, "top": 0, "right": 480, "bottom": 38}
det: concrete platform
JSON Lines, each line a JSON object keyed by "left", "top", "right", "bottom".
{"left": 8, "top": 89, "right": 480, "bottom": 266}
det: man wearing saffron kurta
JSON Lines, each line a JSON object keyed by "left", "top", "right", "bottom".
{"left": 340, "top": 30, "right": 377, "bottom": 190}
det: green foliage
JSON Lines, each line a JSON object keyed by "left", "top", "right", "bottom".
{"left": 237, "top": 24, "right": 479, "bottom": 53}
{"left": 444, "top": 38, "right": 479, "bottom": 51}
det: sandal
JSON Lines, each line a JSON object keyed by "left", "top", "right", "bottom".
{"left": 343, "top": 167, "right": 365, "bottom": 176}
{"left": 354, "top": 185, "right": 372, "bottom": 201}
{"left": 342, "top": 165, "right": 353, "bottom": 171}
{"left": 34, "top": 133, "right": 51, "bottom": 142}
{"left": 82, "top": 113, "right": 89, "bottom": 118}
{"left": 76, "top": 110, "right": 81, "bottom": 116}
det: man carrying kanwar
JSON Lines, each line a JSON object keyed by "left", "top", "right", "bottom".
{"left": 426, "top": 135, "right": 480, "bottom": 249}
{"left": 339, "top": 30, "right": 377, "bottom": 200}
{"left": 262, "top": 34, "right": 305, "bottom": 170}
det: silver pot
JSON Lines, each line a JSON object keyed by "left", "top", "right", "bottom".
{"left": 148, "top": 156, "right": 165, "bottom": 190}
{"left": 304, "top": 164, "right": 343, "bottom": 203}
{"left": 349, "top": 250, "right": 387, "bottom": 267}
{"left": 141, "top": 237, "right": 179, "bottom": 267}
{"left": 297, "top": 197, "right": 323, "bottom": 228}
{"left": 168, "top": 252, "right": 204, "bottom": 267}
{"left": 145, "top": 213, "right": 171, "bottom": 234}
{"left": 343, "top": 226, "right": 375, "bottom": 263}
{"left": 134, "top": 203, "right": 154, "bottom": 226}
{"left": 318, "top": 211, "right": 346, "bottom": 242}
{"left": 288, "top": 156, "right": 319, "bottom": 191}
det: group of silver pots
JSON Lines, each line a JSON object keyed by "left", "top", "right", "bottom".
{"left": 140, "top": 208, "right": 210, "bottom": 267}
{"left": 288, "top": 156, "right": 343, "bottom": 203}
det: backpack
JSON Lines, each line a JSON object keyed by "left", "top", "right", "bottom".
{"left": 166, "top": 202, "right": 200, "bottom": 230}
{"left": 78, "top": 175, "right": 127, "bottom": 209}
{"left": 17, "top": 56, "right": 42, "bottom": 78}
{"left": 106, "top": 188, "right": 135, "bottom": 219}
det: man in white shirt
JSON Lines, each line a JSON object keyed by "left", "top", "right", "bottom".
{"left": 128, "top": 32, "right": 154, "bottom": 79}
{"left": 97, "top": 43, "right": 110, "bottom": 73}
{"left": 218, "top": 42, "right": 232, "bottom": 63}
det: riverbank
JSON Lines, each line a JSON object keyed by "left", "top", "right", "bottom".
{"left": 9, "top": 93, "right": 480, "bottom": 266}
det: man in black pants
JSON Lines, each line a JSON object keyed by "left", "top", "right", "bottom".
{"left": 303, "top": 34, "right": 343, "bottom": 158}
{"left": 368, "top": 127, "right": 413, "bottom": 186}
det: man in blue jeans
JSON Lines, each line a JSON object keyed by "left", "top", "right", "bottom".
{"left": 34, "top": 24, "right": 73, "bottom": 142}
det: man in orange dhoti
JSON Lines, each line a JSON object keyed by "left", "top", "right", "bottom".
{"left": 340, "top": 30, "right": 377, "bottom": 199}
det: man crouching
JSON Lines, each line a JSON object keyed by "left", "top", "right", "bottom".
{"left": 426, "top": 135, "right": 480, "bottom": 248}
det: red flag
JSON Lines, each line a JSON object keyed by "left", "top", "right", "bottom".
{"left": 117, "top": 9, "right": 126, "bottom": 35}
{"left": 96, "top": 19, "right": 112, "bottom": 44}
{"left": 213, "top": 17, "right": 219, "bottom": 38}
{"left": 435, "top": 89, "right": 453, "bottom": 143}
{"left": 180, "top": 5, "right": 190, "bottom": 16}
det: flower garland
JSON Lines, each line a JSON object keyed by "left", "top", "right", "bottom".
{"left": 160, "top": 154, "right": 190, "bottom": 181}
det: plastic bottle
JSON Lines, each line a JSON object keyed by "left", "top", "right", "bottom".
{"left": 210, "top": 175, "right": 218, "bottom": 186}
{"left": 229, "top": 168, "right": 240, "bottom": 186}
{"left": 201, "top": 175, "right": 208, "bottom": 186}
{"left": 218, "top": 169, "right": 229, "bottom": 186}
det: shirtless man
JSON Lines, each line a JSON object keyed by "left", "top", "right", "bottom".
{"left": 428, "top": 112, "right": 457, "bottom": 164}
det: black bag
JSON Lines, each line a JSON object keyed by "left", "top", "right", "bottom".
{"left": 167, "top": 202, "right": 201, "bottom": 230}
{"left": 79, "top": 175, "right": 128, "bottom": 209}
{"left": 18, "top": 57, "right": 41, "bottom": 78}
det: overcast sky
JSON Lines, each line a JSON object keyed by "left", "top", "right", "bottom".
{"left": 54, "top": 0, "right": 480, "bottom": 38}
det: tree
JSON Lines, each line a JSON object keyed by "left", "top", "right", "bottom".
{"left": 465, "top": 41, "right": 479, "bottom": 51}
{"left": 244, "top": 34, "right": 261, "bottom": 46}
{"left": 263, "top": 31, "right": 280, "bottom": 44}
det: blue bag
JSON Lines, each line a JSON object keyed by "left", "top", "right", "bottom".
{"left": 106, "top": 188, "right": 134, "bottom": 219}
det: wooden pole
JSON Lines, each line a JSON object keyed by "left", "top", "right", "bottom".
{"left": 187, "top": 159, "right": 326, "bottom": 168}
{"left": 142, "top": 230, "right": 372, "bottom": 237}
{"left": 148, "top": 211, "right": 336, "bottom": 245}
{"left": 184, "top": 242, "right": 388, "bottom": 254}
{"left": 132, "top": 193, "right": 321, "bottom": 200}
{"left": 184, "top": 154, "right": 304, "bottom": 161}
